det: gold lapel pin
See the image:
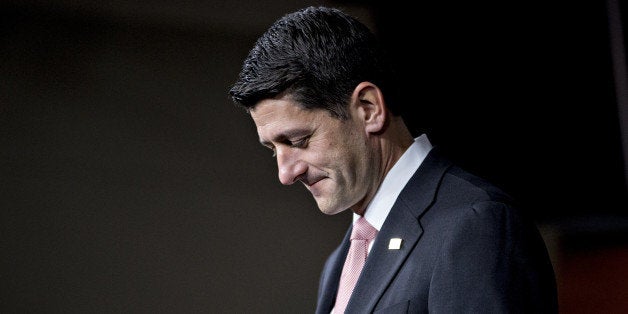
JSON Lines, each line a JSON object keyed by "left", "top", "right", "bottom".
{"left": 388, "top": 238, "right": 403, "bottom": 250}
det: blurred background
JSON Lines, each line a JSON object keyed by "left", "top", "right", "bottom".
{"left": 1, "top": 0, "right": 627, "bottom": 312}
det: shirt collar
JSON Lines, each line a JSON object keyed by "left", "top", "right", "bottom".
{"left": 354, "top": 134, "right": 433, "bottom": 230}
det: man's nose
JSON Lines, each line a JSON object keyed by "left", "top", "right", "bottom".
{"left": 276, "top": 147, "right": 306, "bottom": 185}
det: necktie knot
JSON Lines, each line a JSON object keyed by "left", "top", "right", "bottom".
{"left": 351, "top": 217, "right": 378, "bottom": 241}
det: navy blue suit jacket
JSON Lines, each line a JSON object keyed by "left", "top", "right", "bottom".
{"left": 315, "top": 149, "right": 557, "bottom": 313}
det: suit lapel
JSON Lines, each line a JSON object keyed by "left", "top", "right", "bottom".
{"left": 346, "top": 148, "right": 452, "bottom": 313}
{"left": 346, "top": 202, "right": 422, "bottom": 313}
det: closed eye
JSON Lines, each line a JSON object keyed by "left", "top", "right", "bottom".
{"left": 260, "top": 134, "right": 311, "bottom": 158}
{"left": 290, "top": 136, "right": 310, "bottom": 148}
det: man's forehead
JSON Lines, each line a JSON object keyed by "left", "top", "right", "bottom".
{"left": 251, "top": 97, "right": 327, "bottom": 126}
{"left": 251, "top": 104, "right": 326, "bottom": 146}
{"left": 254, "top": 111, "right": 316, "bottom": 138}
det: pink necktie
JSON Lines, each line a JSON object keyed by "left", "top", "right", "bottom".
{"left": 334, "top": 217, "right": 378, "bottom": 313}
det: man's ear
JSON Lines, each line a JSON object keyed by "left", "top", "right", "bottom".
{"left": 350, "top": 81, "right": 386, "bottom": 134}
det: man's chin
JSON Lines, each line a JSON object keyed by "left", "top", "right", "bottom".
{"left": 317, "top": 204, "right": 347, "bottom": 216}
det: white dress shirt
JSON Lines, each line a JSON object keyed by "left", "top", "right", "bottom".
{"left": 356, "top": 134, "right": 433, "bottom": 253}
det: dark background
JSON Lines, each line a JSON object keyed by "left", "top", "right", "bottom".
{"left": 372, "top": 0, "right": 628, "bottom": 221}
{"left": 2, "top": 0, "right": 627, "bottom": 313}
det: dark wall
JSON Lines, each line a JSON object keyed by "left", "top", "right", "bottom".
{"left": 371, "top": 1, "right": 628, "bottom": 221}
{"left": 1, "top": 3, "right": 351, "bottom": 312}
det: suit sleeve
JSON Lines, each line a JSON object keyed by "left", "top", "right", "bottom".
{"left": 428, "top": 200, "right": 558, "bottom": 313}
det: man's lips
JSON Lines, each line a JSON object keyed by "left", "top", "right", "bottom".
{"left": 302, "top": 177, "right": 325, "bottom": 193}
{"left": 304, "top": 177, "right": 322, "bottom": 187}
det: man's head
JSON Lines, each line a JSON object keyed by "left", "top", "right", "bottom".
{"left": 229, "top": 7, "right": 410, "bottom": 215}
{"left": 229, "top": 6, "right": 400, "bottom": 118}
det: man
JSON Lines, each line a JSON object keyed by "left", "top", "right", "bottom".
{"left": 228, "top": 6, "right": 557, "bottom": 313}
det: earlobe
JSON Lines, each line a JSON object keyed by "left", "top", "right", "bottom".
{"left": 351, "top": 81, "right": 386, "bottom": 134}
